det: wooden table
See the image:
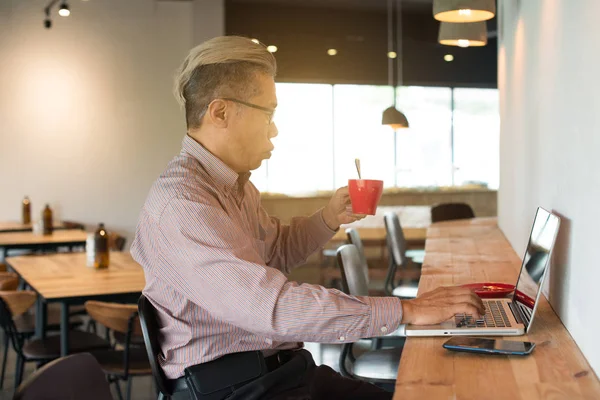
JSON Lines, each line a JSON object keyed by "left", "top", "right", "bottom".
{"left": 6, "top": 252, "right": 145, "bottom": 356}
{"left": 0, "top": 229, "right": 87, "bottom": 258}
{"left": 0, "top": 221, "right": 66, "bottom": 233}
{"left": 331, "top": 227, "right": 427, "bottom": 248}
{"left": 393, "top": 218, "right": 600, "bottom": 399}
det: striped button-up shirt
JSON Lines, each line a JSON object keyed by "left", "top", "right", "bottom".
{"left": 131, "top": 135, "right": 403, "bottom": 379}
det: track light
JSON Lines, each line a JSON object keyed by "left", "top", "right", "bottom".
{"left": 58, "top": 2, "right": 70, "bottom": 17}
{"left": 43, "top": 0, "right": 70, "bottom": 28}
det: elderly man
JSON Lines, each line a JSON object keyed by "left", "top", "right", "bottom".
{"left": 131, "top": 36, "right": 483, "bottom": 400}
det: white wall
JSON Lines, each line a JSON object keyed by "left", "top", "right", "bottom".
{"left": 0, "top": 0, "right": 224, "bottom": 245}
{"left": 499, "top": 0, "right": 600, "bottom": 375}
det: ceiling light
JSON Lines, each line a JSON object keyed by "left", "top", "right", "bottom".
{"left": 382, "top": 0, "right": 409, "bottom": 130}
{"left": 266, "top": 45, "right": 278, "bottom": 53}
{"left": 58, "top": 2, "right": 70, "bottom": 17}
{"left": 444, "top": 54, "right": 454, "bottom": 62}
{"left": 327, "top": 48, "right": 338, "bottom": 56}
{"left": 251, "top": 38, "right": 260, "bottom": 44}
{"left": 438, "top": 21, "right": 488, "bottom": 47}
{"left": 433, "top": 0, "right": 495, "bottom": 23}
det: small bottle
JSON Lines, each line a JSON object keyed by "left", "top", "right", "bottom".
{"left": 42, "top": 204, "right": 53, "bottom": 235}
{"left": 22, "top": 196, "right": 31, "bottom": 225}
{"left": 94, "top": 223, "right": 110, "bottom": 269}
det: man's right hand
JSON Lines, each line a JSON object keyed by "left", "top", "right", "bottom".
{"left": 401, "top": 286, "right": 485, "bottom": 325}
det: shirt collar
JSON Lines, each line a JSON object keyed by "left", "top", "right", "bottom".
{"left": 181, "top": 135, "right": 250, "bottom": 195}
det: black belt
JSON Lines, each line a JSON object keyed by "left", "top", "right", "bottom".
{"left": 170, "top": 350, "right": 295, "bottom": 394}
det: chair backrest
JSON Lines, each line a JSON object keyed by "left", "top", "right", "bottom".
{"left": 345, "top": 228, "right": 369, "bottom": 285}
{"left": 430, "top": 202, "right": 475, "bottom": 223}
{"left": 108, "top": 233, "right": 127, "bottom": 252}
{"left": 336, "top": 245, "right": 369, "bottom": 297}
{"left": 0, "top": 272, "right": 19, "bottom": 291}
{"left": 62, "top": 220, "right": 86, "bottom": 230}
{"left": 383, "top": 212, "right": 408, "bottom": 268}
{"left": 14, "top": 353, "right": 113, "bottom": 400}
{"left": 0, "top": 291, "right": 37, "bottom": 355}
{"left": 85, "top": 301, "right": 141, "bottom": 336}
{"left": 138, "top": 295, "right": 171, "bottom": 396}
{"left": 383, "top": 213, "right": 409, "bottom": 295}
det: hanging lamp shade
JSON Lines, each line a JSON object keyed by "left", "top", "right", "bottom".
{"left": 382, "top": 0, "right": 409, "bottom": 129}
{"left": 433, "top": 0, "right": 495, "bottom": 23}
{"left": 438, "top": 21, "right": 487, "bottom": 47}
{"left": 382, "top": 106, "right": 409, "bottom": 129}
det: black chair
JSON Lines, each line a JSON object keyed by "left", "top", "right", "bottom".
{"left": 430, "top": 202, "right": 475, "bottom": 223}
{"left": 383, "top": 213, "right": 422, "bottom": 298}
{"left": 14, "top": 352, "right": 113, "bottom": 400}
{"left": 138, "top": 295, "right": 173, "bottom": 400}
{"left": 336, "top": 244, "right": 404, "bottom": 384}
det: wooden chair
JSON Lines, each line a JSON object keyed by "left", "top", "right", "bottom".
{"left": 14, "top": 353, "right": 113, "bottom": 400}
{"left": 62, "top": 220, "right": 86, "bottom": 230}
{"left": 0, "top": 272, "right": 19, "bottom": 291}
{"left": 0, "top": 291, "right": 111, "bottom": 389}
{"left": 108, "top": 233, "right": 127, "bottom": 252}
{"left": 0, "top": 273, "right": 84, "bottom": 390}
{"left": 85, "top": 301, "right": 151, "bottom": 400}
{"left": 430, "top": 202, "right": 475, "bottom": 223}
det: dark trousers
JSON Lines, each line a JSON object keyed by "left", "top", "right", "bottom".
{"left": 172, "top": 349, "right": 393, "bottom": 400}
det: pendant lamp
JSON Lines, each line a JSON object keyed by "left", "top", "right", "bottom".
{"left": 382, "top": 0, "right": 409, "bottom": 129}
{"left": 433, "top": 0, "right": 495, "bottom": 23}
{"left": 438, "top": 21, "right": 488, "bottom": 47}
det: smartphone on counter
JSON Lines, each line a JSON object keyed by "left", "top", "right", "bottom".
{"left": 443, "top": 337, "right": 536, "bottom": 356}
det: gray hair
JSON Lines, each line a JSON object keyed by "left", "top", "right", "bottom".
{"left": 174, "top": 36, "right": 277, "bottom": 129}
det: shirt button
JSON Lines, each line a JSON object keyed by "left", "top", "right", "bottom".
{"left": 339, "top": 336, "right": 345, "bottom": 341}
{"left": 381, "top": 326, "right": 388, "bottom": 333}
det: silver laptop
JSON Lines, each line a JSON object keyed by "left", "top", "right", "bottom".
{"left": 405, "top": 207, "right": 561, "bottom": 337}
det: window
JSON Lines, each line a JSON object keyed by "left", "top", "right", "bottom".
{"left": 251, "top": 83, "right": 499, "bottom": 195}
{"left": 395, "top": 86, "right": 453, "bottom": 187}
{"left": 333, "top": 85, "right": 395, "bottom": 188}
{"left": 252, "top": 83, "right": 333, "bottom": 194}
{"left": 452, "top": 88, "right": 500, "bottom": 189}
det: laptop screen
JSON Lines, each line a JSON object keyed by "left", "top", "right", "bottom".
{"left": 512, "top": 207, "right": 561, "bottom": 329}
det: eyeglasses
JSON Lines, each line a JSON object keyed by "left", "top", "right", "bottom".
{"left": 221, "top": 97, "right": 276, "bottom": 125}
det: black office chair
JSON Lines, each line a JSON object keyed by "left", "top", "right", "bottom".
{"left": 138, "top": 295, "right": 173, "bottom": 400}
{"left": 383, "top": 213, "right": 422, "bottom": 298}
{"left": 14, "top": 353, "right": 113, "bottom": 400}
{"left": 336, "top": 244, "right": 404, "bottom": 385}
{"left": 430, "top": 202, "right": 475, "bottom": 223}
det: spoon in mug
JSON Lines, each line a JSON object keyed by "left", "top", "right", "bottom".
{"left": 355, "top": 158, "right": 362, "bottom": 180}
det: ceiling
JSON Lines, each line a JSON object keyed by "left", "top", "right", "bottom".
{"left": 229, "top": 0, "right": 434, "bottom": 12}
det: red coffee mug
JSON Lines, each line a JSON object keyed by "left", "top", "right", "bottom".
{"left": 348, "top": 179, "right": 384, "bottom": 215}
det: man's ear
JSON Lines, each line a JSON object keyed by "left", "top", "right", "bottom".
{"left": 206, "top": 99, "right": 229, "bottom": 128}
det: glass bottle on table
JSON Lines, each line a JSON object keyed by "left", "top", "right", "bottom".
{"left": 42, "top": 204, "right": 53, "bottom": 235}
{"left": 22, "top": 196, "right": 31, "bottom": 225}
{"left": 94, "top": 223, "right": 110, "bottom": 269}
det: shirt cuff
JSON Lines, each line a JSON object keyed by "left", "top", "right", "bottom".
{"left": 362, "top": 296, "right": 404, "bottom": 338}
{"left": 305, "top": 208, "right": 337, "bottom": 247}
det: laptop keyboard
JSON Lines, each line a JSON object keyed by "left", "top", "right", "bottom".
{"left": 455, "top": 300, "right": 513, "bottom": 328}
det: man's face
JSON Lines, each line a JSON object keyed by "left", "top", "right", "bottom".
{"left": 227, "top": 73, "right": 278, "bottom": 172}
